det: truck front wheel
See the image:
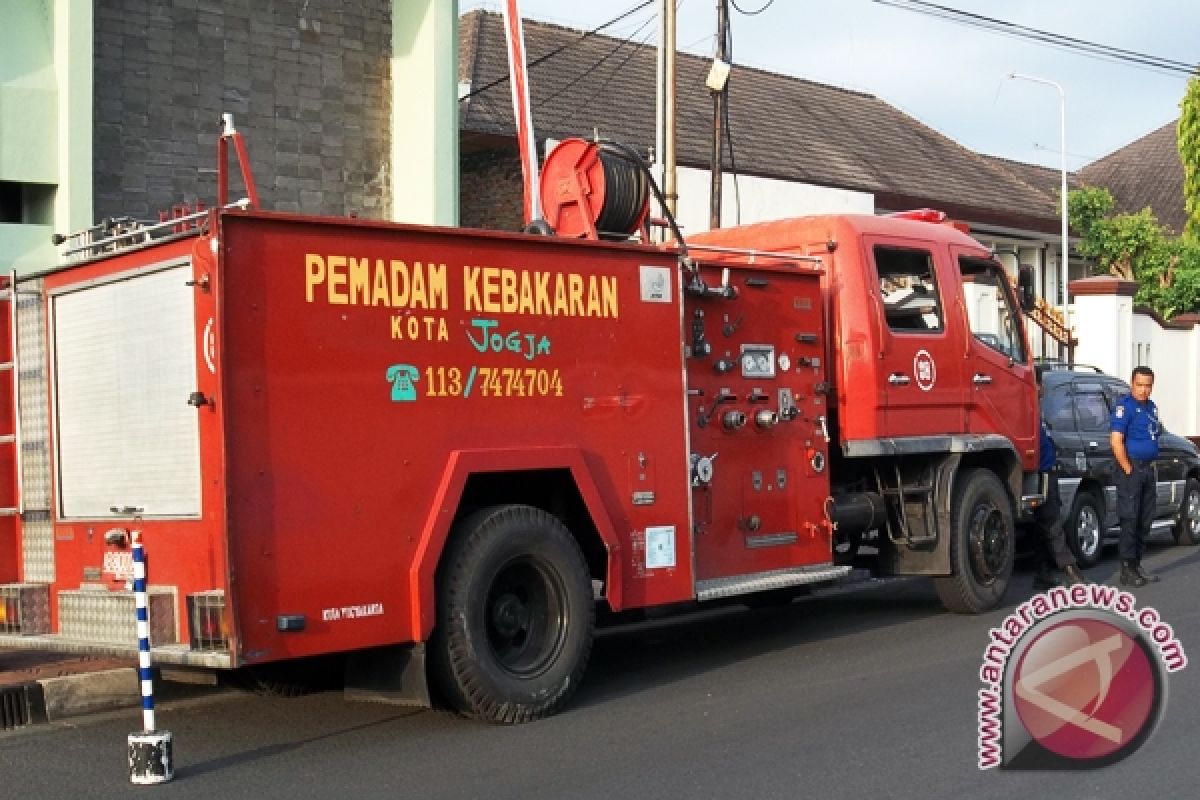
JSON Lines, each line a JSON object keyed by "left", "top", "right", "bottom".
{"left": 934, "top": 468, "right": 1014, "bottom": 614}
{"left": 430, "top": 504, "right": 595, "bottom": 723}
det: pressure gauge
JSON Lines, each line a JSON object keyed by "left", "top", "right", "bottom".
{"left": 739, "top": 344, "right": 776, "bottom": 378}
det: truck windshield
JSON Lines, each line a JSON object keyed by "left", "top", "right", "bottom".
{"left": 960, "top": 257, "right": 1026, "bottom": 363}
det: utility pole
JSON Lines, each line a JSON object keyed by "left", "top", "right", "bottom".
{"left": 708, "top": 0, "right": 729, "bottom": 230}
{"left": 663, "top": 0, "right": 678, "bottom": 224}
{"left": 655, "top": 0, "right": 678, "bottom": 234}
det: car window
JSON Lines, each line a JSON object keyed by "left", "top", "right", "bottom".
{"left": 1102, "top": 382, "right": 1128, "bottom": 412}
{"left": 1043, "top": 384, "right": 1075, "bottom": 431}
{"left": 1073, "top": 390, "right": 1110, "bottom": 433}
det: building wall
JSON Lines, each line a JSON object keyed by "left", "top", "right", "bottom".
{"left": 459, "top": 148, "right": 523, "bottom": 231}
{"left": 1074, "top": 285, "right": 1200, "bottom": 436}
{"left": 673, "top": 166, "right": 874, "bottom": 234}
{"left": 457, "top": 149, "right": 876, "bottom": 236}
{"left": 1, "top": 0, "right": 92, "bottom": 274}
{"left": 93, "top": 0, "right": 393, "bottom": 222}
{"left": 1130, "top": 313, "right": 1200, "bottom": 437}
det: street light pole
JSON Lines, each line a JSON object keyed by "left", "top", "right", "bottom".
{"left": 1008, "top": 72, "right": 1070, "bottom": 340}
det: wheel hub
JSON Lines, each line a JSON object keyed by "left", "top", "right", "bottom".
{"left": 484, "top": 559, "right": 567, "bottom": 679}
{"left": 491, "top": 592, "right": 531, "bottom": 640}
{"left": 1077, "top": 506, "right": 1101, "bottom": 556}
{"left": 968, "top": 505, "right": 1008, "bottom": 585}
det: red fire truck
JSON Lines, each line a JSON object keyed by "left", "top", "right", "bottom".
{"left": 0, "top": 128, "right": 1040, "bottom": 723}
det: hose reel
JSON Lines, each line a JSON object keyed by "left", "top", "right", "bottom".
{"left": 539, "top": 138, "right": 650, "bottom": 240}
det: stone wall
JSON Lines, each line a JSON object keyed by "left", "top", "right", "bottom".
{"left": 458, "top": 147, "right": 523, "bottom": 232}
{"left": 93, "top": 0, "right": 392, "bottom": 221}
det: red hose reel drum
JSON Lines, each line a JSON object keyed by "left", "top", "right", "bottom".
{"left": 539, "top": 138, "right": 650, "bottom": 240}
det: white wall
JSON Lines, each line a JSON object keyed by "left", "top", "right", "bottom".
{"left": 1074, "top": 289, "right": 1200, "bottom": 436}
{"left": 670, "top": 166, "right": 873, "bottom": 235}
{"left": 1131, "top": 313, "right": 1200, "bottom": 437}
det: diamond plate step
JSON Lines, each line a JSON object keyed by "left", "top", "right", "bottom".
{"left": 696, "top": 564, "right": 852, "bottom": 601}
{"left": 58, "top": 587, "right": 177, "bottom": 646}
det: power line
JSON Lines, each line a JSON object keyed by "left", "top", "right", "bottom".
{"left": 730, "top": 0, "right": 774, "bottom": 15}
{"left": 460, "top": 1, "right": 655, "bottom": 102}
{"left": 873, "top": 0, "right": 1198, "bottom": 76}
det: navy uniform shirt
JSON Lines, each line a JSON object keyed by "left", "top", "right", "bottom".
{"left": 1110, "top": 393, "right": 1161, "bottom": 461}
{"left": 1038, "top": 418, "right": 1056, "bottom": 472}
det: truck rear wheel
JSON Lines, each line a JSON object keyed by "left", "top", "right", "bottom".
{"left": 430, "top": 504, "right": 594, "bottom": 723}
{"left": 934, "top": 468, "right": 1014, "bottom": 614}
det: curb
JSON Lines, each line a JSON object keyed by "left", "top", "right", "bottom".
{"left": 1, "top": 668, "right": 139, "bottom": 730}
{"left": 40, "top": 667, "right": 140, "bottom": 721}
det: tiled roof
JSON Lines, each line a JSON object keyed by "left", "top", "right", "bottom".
{"left": 982, "top": 155, "right": 1077, "bottom": 200}
{"left": 458, "top": 10, "right": 1061, "bottom": 233}
{"left": 1077, "top": 121, "right": 1186, "bottom": 234}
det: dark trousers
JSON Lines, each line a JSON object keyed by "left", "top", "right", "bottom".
{"left": 1116, "top": 461, "right": 1156, "bottom": 561}
{"left": 1033, "top": 472, "right": 1076, "bottom": 569}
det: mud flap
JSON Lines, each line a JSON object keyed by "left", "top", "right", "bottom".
{"left": 344, "top": 643, "right": 431, "bottom": 708}
{"left": 877, "top": 454, "right": 960, "bottom": 576}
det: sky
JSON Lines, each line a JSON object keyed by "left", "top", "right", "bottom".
{"left": 459, "top": 0, "right": 1199, "bottom": 171}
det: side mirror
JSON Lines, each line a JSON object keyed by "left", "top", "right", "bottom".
{"left": 1017, "top": 266, "right": 1037, "bottom": 313}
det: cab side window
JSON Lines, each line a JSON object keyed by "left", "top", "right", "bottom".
{"left": 959, "top": 256, "right": 1027, "bottom": 362}
{"left": 1044, "top": 384, "right": 1075, "bottom": 431}
{"left": 1073, "top": 388, "right": 1110, "bottom": 433}
{"left": 875, "top": 247, "right": 943, "bottom": 333}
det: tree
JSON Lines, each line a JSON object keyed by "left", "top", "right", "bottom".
{"left": 1067, "top": 185, "right": 1200, "bottom": 318}
{"left": 1180, "top": 75, "right": 1200, "bottom": 240}
{"left": 1062, "top": 77, "right": 1200, "bottom": 319}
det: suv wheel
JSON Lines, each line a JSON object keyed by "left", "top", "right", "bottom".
{"left": 1174, "top": 478, "right": 1200, "bottom": 546}
{"left": 1066, "top": 491, "right": 1104, "bottom": 568}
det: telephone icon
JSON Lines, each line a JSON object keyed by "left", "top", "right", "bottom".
{"left": 386, "top": 364, "right": 420, "bottom": 402}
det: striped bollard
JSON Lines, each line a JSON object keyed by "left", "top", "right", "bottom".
{"left": 127, "top": 530, "right": 174, "bottom": 784}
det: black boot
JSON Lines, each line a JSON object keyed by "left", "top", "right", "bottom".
{"left": 1032, "top": 566, "right": 1060, "bottom": 590}
{"left": 1120, "top": 560, "right": 1147, "bottom": 588}
{"left": 1063, "top": 565, "right": 1087, "bottom": 586}
{"left": 1135, "top": 561, "right": 1161, "bottom": 583}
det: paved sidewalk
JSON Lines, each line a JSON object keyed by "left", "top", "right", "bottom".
{"left": 0, "top": 649, "right": 139, "bottom": 729}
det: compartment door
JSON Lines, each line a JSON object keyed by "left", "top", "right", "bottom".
{"left": 52, "top": 262, "right": 201, "bottom": 518}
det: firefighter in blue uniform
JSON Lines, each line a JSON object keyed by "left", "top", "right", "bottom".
{"left": 1111, "top": 366, "right": 1162, "bottom": 587}
{"left": 1032, "top": 376, "right": 1086, "bottom": 589}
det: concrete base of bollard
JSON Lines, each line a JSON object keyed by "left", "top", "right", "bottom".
{"left": 129, "top": 730, "right": 174, "bottom": 784}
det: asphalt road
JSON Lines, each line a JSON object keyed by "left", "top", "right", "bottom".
{"left": 4, "top": 540, "right": 1199, "bottom": 799}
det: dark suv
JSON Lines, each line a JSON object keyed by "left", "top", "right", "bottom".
{"left": 1038, "top": 365, "right": 1200, "bottom": 566}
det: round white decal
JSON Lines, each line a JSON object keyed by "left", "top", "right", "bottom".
{"left": 203, "top": 317, "right": 217, "bottom": 375}
{"left": 913, "top": 349, "right": 937, "bottom": 392}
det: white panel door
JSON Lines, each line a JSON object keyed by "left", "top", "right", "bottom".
{"left": 53, "top": 263, "right": 201, "bottom": 518}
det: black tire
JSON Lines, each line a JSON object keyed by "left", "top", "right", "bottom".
{"left": 1065, "top": 491, "right": 1105, "bottom": 568}
{"left": 934, "top": 468, "right": 1014, "bottom": 614}
{"left": 1174, "top": 478, "right": 1200, "bottom": 546}
{"left": 429, "top": 505, "right": 594, "bottom": 724}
